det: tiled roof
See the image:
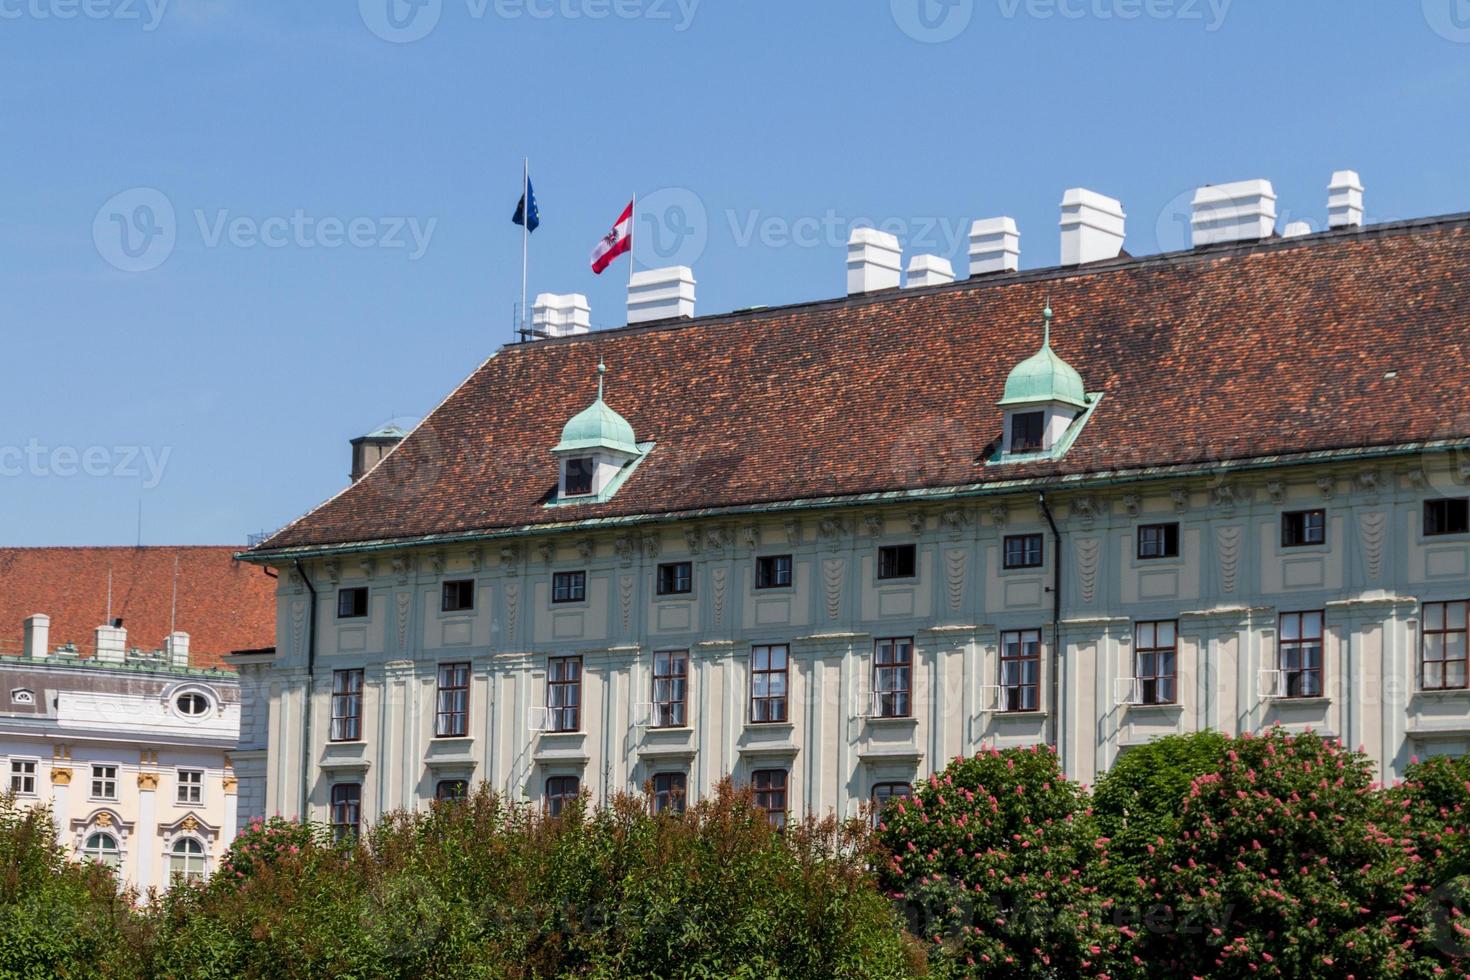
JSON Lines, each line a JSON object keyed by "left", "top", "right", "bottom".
{"left": 254, "top": 215, "right": 1470, "bottom": 555}
{"left": 0, "top": 547, "right": 277, "bottom": 670}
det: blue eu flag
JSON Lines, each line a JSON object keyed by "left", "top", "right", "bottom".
{"left": 513, "top": 178, "right": 540, "bottom": 233}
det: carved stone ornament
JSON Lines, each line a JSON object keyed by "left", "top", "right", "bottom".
{"left": 466, "top": 547, "right": 483, "bottom": 573}
{"left": 683, "top": 528, "right": 702, "bottom": 555}
{"left": 577, "top": 537, "right": 595, "bottom": 560}
{"left": 1121, "top": 493, "right": 1141, "bottom": 518}
{"left": 907, "top": 511, "right": 926, "bottom": 535}
{"left": 498, "top": 546, "right": 521, "bottom": 576}
{"left": 988, "top": 504, "right": 1008, "bottom": 527}
{"left": 614, "top": 534, "right": 636, "bottom": 566}
{"left": 1171, "top": 488, "right": 1190, "bottom": 514}
{"left": 641, "top": 533, "right": 661, "bottom": 560}
{"left": 741, "top": 524, "right": 760, "bottom": 551}
{"left": 863, "top": 513, "right": 884, "bottom": 538}
{"left": 940, "top": 507, "right": 971, "bottom": 537}
{"left": 429, "top": 551, "right": 446, "bottom": 576}
{"left": 50, "top": 767, "right": 72, "bottom": 786}
{"left": 1316, "top": 475, "right": 1336, "bottom": 500}
{"left": 323, "top": 559, "right": 341, "bottom": 584}
{"left": 783, "top": 519, "right": 802, "bottom": 546}
{"left": 137, "top": 772, "right": 160, "bottom": 791}
{"left": 358, "top": 558, "right": 376, "bottom": 580}
{"left": 391, "top": 556, "right": 412, "bottom": 584}
{"left": 537, "top": 541, "right": 556, "bottom": 565}
{"left": 1265, "top": 480, "right": 1285, "bottom": 504}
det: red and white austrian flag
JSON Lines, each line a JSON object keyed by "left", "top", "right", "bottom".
{"left": 590, "top": 200, "right": 634, "bottom": 275}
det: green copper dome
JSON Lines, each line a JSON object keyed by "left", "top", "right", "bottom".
{"left": 552, "top": 363, "right": 641, "bottom": 456}
{"left": 998, "top": 306, "right": 1088, "bottom": 409}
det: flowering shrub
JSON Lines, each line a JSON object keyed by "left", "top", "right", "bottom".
{"left": 215, "top": 815, "right": 320, "bottom": 883}
{"left": 1384, "top": 755, "right": 1470, "bottom": 970}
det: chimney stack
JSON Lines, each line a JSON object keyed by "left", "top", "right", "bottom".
{"left": 532, "top": 293, "right": 591, "bottom": 338}
{"left": 1328, "top": 171, "right": 1364, "bottom": 229}
{"left": 1059, "top": 188, "right": 1126, "bottom": 265}
{"left": 22, "top": 614, "right": 49, "bottom": 659}
{"left": 94, "top": 624, "right": 126, "bottom": 663}
{"left": 846, "top": 229, "right": 903, "bottom": 295}
{"left": 627, "top": 266, "right": 696, "bottom": 324}
{"left": 968, "top": 218, "right": 1020, "bottom": 276}
{"left": 1190, "top": 179, "right": 1278, "bottom": 247}
{"left": 904, "top": 254, "right": 955, "bottom": 288}
{"left": 1282, "top": 221, "right": 1314, "bottom": 238}
{"left": 164, "top": 632, "right": 190, "bottom": 669}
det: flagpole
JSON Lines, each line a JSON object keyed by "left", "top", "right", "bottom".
{"left": 520, "top": 158, "right": 530, "bottom": 342}
{"left": 628, "top": 191, "right": 637, "bottom": 289}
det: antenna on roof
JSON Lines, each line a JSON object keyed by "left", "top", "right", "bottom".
{"left": 106, "top": 565, "right": 113, "bottom": 624}
{"left": 170, "top": 553, "right": 179, "bottom": 634}
{"left": 136, "top": 498, "right": 143, "bottom": 548}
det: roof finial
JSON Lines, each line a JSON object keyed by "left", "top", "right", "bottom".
{"left": 597, "top": 360, "right": 607, "bottom": 401}
{"left": 1042, "top": 300, "right": 1053, "bottom": 348}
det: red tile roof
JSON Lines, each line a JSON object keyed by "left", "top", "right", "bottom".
{"left": 254, "top": 216, "right": 1470, "bottom": 555}
{"left": 0, "top": 547, "right": 276, "bottom": 670}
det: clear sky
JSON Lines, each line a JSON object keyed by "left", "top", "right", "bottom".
{"left": 4, "top": 0, "right": 1469, "bottom": 546}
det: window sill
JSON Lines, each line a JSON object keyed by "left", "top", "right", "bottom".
{"left": 1412, "top": 687, "right": 1470, "bottom": 700}
{"left": 1127, "top": 702, "right": 1184, "bottom": 714}
{"left": 432, "top": 735, "right": 474, "bottom": 743}
{"left": 989, "top": 709, "right": 1047, "bottom": 720}
{"left": 1267, "top": 696, "right": 1331, "bottom": 706}
{"left": 745, "top": 721, "right": 795, "bottom": 730}
{"left": 864, "top": 715, "right": 918, "bottom": 727}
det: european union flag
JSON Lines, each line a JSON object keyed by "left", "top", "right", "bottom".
{"left": 513, "top": 178, "right": 540, "bottom": 233}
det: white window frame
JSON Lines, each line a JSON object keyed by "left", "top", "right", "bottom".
{"left": 167, "top": 835, "right": 208, "bottom": 884}
{"left": 177, "top": 768, "right": 204, "bottom": 805}
{"left": 9, "top": 757, "right": 38, "bottom": 796}
{"left": 90, "top": 763, "right": 120, "bottom": 801}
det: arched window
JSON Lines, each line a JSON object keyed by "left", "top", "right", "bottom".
{"left": 169, "top": 837, "right": 207, "bottom": 882}
{"left": 175, "top": 692, "right": 210, "bottom": 717}
{"left": 82, "top": 832, "right": 121, "bottom": 869}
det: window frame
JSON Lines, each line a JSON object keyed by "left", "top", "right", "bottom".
{"left": 872, "top": 637, "right": 914, "bottom": 719}
{"left": 435, "top": 779, "right": 469, "bottom": 802}
{"left": 870, "top": 782, "right": 912, "bottom": 826}
{"left": 1281, "top": 509, "right": 1327, "bottom": 548}
{"left": 1002, "top": 533, "right": 1044, "bottom": 570}
{"left": 1425, "top": 498, "right": 1470, "bottom": 537}
{"left": 1136, "top": 522, "right": 1181, "bottom": 561}
{"left": 652, "top": 771, "right": 687, "bottom": 815}
{"left": 330, "top": 668, "right": 364, "bottom": 742}
{"left": 755, "top": 555, "right": 794, "bottom": 590}
{"left": 651, "top": 649, "right": 689, "bottom": 729}
{"left": 563, "top": 456, "right": 595, "bottom": 497}
{"left": 547, "top": 656, "right": 583, "bottom": 733}
{"left": 82, "top": 831, "right": 121, "bottom": 870}
{"left": 175, "top": 692, "right": 210, "bottom": 717}
{"left": 9, "top": 758, "right": 37, "bottom": 796}
{"left": 877, "top": 544, "right": 918, "bottom": 581}
{"left": 749, "top": 644, "right": 790, "bottom": 724}
{"left": 1278, "top": 611, "right": 1326, "bottom": 699}
{"left": 441, "top": 579, "right": 475, "bottom": 613}
{"left": 168, "top": 836, "right": 208, "bottom": 883}
{"left": 330, "top": 783, "right": 361, "bottom": 842}
{"left": 336, "top": 587, "right": 369, "bottom": 619}
{"left": 751, "top": 769, "right": 788, "bottom": 828}
{"left": 552, "top": 570, "right": 587, "bottom": 604}
{"left": 176, "top": 768, "right": 204, "bottom": 806}
{"left": 656, "top": 561, "right": 694, "bottom": 596}
{"left": 999, "top": 629, "right": 1042, "bottom": 713}
{"left": 545, "top": 775, "right": 580, "bottom": 817}
{"left": 435, "top": 662, "right": 471, "bottom": 739}
{"left": 1009, "top": 410, "right": 1046, "bottom": 454}
{"left": 1134, "top": 620, "right": 1178, "bottom": 706}
{"left": 1421, "top": 600, "right": 1469, "bottom": 692}
{"left": 90, "top": 763, "right": 119, "bottom": 802}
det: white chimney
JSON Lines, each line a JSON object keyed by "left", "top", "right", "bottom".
{"left": 1191, "top": 179, "right": 1278, "bottom": 246}
{"left": 164, "top": 631, "right": 190, "bottom": 669}
{"left": 627, "top": 266, "right": 696, "bottom": 324}
{"left": 1059, "top": 188, "right": 1126, "bottom": 265}
{"left": 94, "top": 624, "right": 126, "bottom": 663}
{"left": 904, "top": 254, "right": 955, "bottom": 288}
{"left": 532, "top": 293, "right": 591, "bottom": 338}
{"left": 1328, "top": 170, "right": 1364, "bottom": 229}
{"left": 22, "top": 614, "right": 49, "bottom": 659}
{"left": 968, "top": 217, "right": 1020, "bottom": 276}
{"left": 846, "top": 228, "right": 902, "bottom": 295}
{"left": 1282, "top": 221, "right": 1314, "bottom": 238}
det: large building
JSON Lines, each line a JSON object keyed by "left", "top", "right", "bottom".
{"left": 239, "top": 175, "right": 1470, "bottom": 832}
{"left": 0, "top": 546, "right": 277, "bottom": 889}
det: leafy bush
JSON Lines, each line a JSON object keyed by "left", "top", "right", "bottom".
{"left": 1383, "top": 754, "right": 1470, "bottom": 970}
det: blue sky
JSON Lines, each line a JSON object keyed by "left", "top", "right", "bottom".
{"left": 4, "top": 0, "right": 1469, "bottom": 546}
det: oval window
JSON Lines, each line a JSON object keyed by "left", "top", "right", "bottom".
{"left": 176, "top": 693, "right": 209, "bottom": 716}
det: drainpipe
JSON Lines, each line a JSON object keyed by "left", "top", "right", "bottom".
{"left": 293, "top": 560, "right": 318, "bottom": 824}
{"left": 1037, "top": 493, "right": 1062, "bottom": 754}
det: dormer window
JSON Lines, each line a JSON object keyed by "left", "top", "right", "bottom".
{"left": 563, "top": 457, "right": 595, "bottom": 496}
{"left": 994, "top": 305, "right": 1097, "bottom": 463}
{"left": 550, "top": 361, "right": 648, "bottom": 505}
{"left": 1009, "top": 411, "right": 1045, "bottom": 454}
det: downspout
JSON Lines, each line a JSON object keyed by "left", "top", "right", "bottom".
{"left": 293, "top": 560, "right": 317, "bottom": 824}
{"left": 1037, "top": 493, "right": 1062, "bottom": 753}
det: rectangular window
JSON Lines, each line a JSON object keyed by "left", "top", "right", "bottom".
{"left": 750, "top": 645, "right": 789, "bottom": 723}
{"left": 435, "top": 662, "right": 470, "bottom": 738}
{"left": 1279, "top": 611, "right": 1325, "bottom": 698}
{"left": 177, "top": 769, "right": 204, "bottom": 805}
{"left": 441, "top": 579, "right": 475, "bottom": 612}
{"left": 870, "top": 782, "right": 912, "bottom": 826}
{"left": 90, "top": 764, "right": 118, "bottom": 801}
{"left": 1282, "top": 510, "right": 1326, "bottom": 548}
{"left": 552, "top": 571, "right": 587, "bottom": 604}
{"left": 546, "top": 775, "right": 580, "bottom": 817}
{"left": 652, "top": 650, "right": 688, "bottom": 728}
{"left": 548, "top": 657, "right": 582, "bottom": 733}
{"left": 9, "top": 760, "right": 36, "bottom": 795}
{"left": 873, "top": 637, "right": 913, "bottom": 718}
{"left": 564, "top": 457, "right": 595, "bottom": 496}
{"left": 435, "top": 779, "right": 468, "bottom": 802}
{"left": 652, "top": 772, "right": 687, "bottom": 815}
{"left": 330, "top": 783, "right": 361, "bottom": 841}
{"left": 1422, "top": 600, "right": 1469, "bottom": 691}
{"left": 755, "top": 555, "right": 793, "bottom": 589}
{"left": 1137, "top": 523, "right": 1180, "bottom": 560}
{"left": 331, "top": 669, "right": 364, "bottom": 742}
{"left": 999, "top": 629, "right": 1041, "bottom": 713}
{"left": 1003, "top": 534, "right": 1044, "bottom": 570}
{"left": 877, "top": 544, "right": 917, "bottom": 580}
{"left": 751, "top": 769, "right": 788, "bottom": 828}
{"left": 1425, "top": 499, "right": 1470, "bottom": 537}
{"left": 657, "top": 561, "right": 693, "bottom": 596}
{"left": 1010, "top": 410, "right": 1045, "bottom": 453}
{"left": 1134, "top": 621, "right": 1178, "bottom": 705}
{"left": 337, "top": 587, "right": 368, "bottom": 619}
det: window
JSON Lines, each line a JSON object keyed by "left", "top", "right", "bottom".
{"left": 9, "top": 759, "right": 36, "bottom": 795}
{"left": 1134, "top": 621, "right": 1177, "bottom": 705}
{"left": 1282, "top": 510, "right": 1326, "bottom": 548}
{"left": 750, "top": 645, "right": 789, "bottom": 723}
{"left": 755, "top": 555, "right": 793, "bottom": 589}
{"left": 870, "top": 782, "right": 912, "bottom": 825}
{"left": 652, "top": 650, "right": 688, "bottom": 728}
{"left": 873, "top": 638, "right": 913, "bottom": 718}
{"left": 751, "top": 769, "right": 788, "bottom": 828}
{"left": 1422, "top": 601, "right": 1469, "bottom": 691}
{"left": 177, "top": 769, "right": 203, "bottom": 805}
{"left": 1003, "top": 534, "right": 1043, "bottom": 570}
{"left": 1000, "top": 629, "right": 1041, "bottom": 713}
{"left": 168, "top": 837, "right": 207, "bottom": 882}
{"left": 547, "top": 657, "right": 582, "bottom": 733}
{"left": 81, "top": 832, "right": 121, "bottom": 870}
{"left": 435, "top": 779, "right": 469, "bottom": 802}
{"left": 1009, "top": 410, "right": 1045, "bottom": 453}
{"left": 652, "top": 772, "right": 687, "bottom": 815}
{"left": 1279, "top": 611, "right": 1325, "bottom": 699}
{"left": 1425, "top": 499, "right": 1470, "bottom": 537}
{"left": 1137, "top": 523, "right": 1180, "bottom": 560}
{"left": 441, "top": 579, "right": 475, "bottom": 612}
{"left": 331, "top": 669, "right": 364, "bottom": 742}
{"left": 91, "top": 764, "right": 118, "bottom": 801}
{"left": 656, "top": 561, "right": 693, "bottom": 596}
{"left": 564, "top": 457, "right": 595, "bottom": 496}
{"left": 175, "top": 692, "right": 209, "bottom": 716}
{"left": 552, "top": 571, "right": 587, "bottom": 604}
{"left": 877, "top": 544, "right": 917, "bottom": 580}
{"left": 330, "top": 784, "right": 361, "bottom": 841}
{"left": 337, "top": 587, "right": 369, "bottom": 618}
{"left": 435, "top": 662, "right": 470, "bottom": 738}
{"left": 545, "top": 775, "right": 580, "bottom": 817}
